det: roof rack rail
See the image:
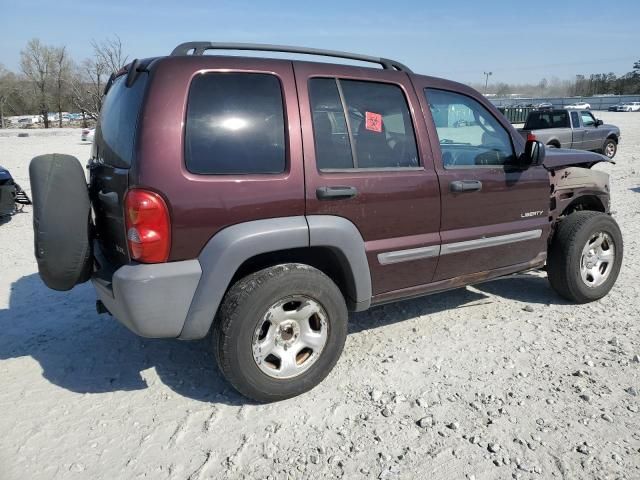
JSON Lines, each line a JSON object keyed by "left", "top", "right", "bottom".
{"left": 170, "top": 42, "right": 412, "bottom": 73}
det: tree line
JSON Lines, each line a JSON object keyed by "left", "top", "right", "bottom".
{"left": 470, "top": 60, "right": 640, "bottom": 99}
{"left": 1, "top": 38, "right": 638, "bottom": 127}
{"left": 0, "top": 36, "right": 128, "bottom": 128}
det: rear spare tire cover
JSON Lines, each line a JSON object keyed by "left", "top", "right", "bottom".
{"left": 29, "top": 154, "right": 92, "bottom": 291}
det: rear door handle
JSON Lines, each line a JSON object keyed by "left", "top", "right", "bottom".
{"left": 316, "top": 186, "right": 358, "bottom": 200}
{"left": 450, "top": 180, "right": 482, "bottom": 193}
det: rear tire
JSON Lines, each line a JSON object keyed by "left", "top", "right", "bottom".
{"left": 547, "top": 212, "right": 623, "bottom": 303}
{"left": 213, "top": 263, "right": 348, "bottom": 402}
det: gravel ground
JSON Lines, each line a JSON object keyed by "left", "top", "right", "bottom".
{"left": 1, "top": 112, "right": 639, "bottom": 480}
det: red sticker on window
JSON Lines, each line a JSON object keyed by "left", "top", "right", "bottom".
{"left": 365, "top": 111, "right": 382, "bottom": 132}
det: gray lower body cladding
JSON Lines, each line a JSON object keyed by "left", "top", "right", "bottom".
{"left": 91, "top": 215, "right": 372, "bottom": 340}
{"left": 92, "top": 260, "right": 202, "bottom": 338}
{"left": 181, "top": 216, "right": 309, "bottom": 340}
{"left": 90, "top": 214, "right": 556, "bottom": 340}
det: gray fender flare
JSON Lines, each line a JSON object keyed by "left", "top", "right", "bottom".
{"left": 307, "top": 215, "right": 371, "bottom": 312}
{"left": 179, "top": 215, "right": 372, "bottom": 340}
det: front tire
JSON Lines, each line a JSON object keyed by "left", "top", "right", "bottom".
{"left": 547, "top": 212, "right": 623, "bottom": 303}
{"left": 213, "top": 264, "right": 348, "bottom": 402}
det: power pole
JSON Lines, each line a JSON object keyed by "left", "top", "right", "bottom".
{"left": 483, "top": 71, "right": 493, "bottom": 95}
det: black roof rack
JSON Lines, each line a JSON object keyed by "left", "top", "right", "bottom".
{"left": 170, "top": 42, "right": 412, "bottom": 73}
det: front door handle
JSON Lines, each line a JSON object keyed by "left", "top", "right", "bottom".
{"left": 316, "top": 186, "right": 358, "bottom": 200}
{"left": 450, "top": 180, "right": 482, "bottom": 193}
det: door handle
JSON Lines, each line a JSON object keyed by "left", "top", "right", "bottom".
{"left": 450, "top": 180, "right": 482, "bottom": 193}
{"left": 316, "top": 186, "right": 358, "bottom": 200}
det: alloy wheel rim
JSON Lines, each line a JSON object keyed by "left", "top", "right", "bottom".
{"left": 605, "top": 142, "right": 616, "bottom": 158}
{"left": 580, "top": 231, "right": 615, "bottom": 288}
{"left": 252, "top": 296, "right": 329, "bottom": 379}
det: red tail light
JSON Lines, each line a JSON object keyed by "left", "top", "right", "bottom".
{"left": 124, "top": 189, "right": 171, "bottom": 263}
{"left": 527, "top": 133, "right": 537, "bottom": 142}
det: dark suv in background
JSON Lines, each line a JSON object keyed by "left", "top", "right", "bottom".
{"left": 30, "top": 42, "right": 623, "bottom": 402}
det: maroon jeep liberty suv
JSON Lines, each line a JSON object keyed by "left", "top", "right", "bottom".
{"left": 29, "top": 42, "right": 623, "bottom": 402}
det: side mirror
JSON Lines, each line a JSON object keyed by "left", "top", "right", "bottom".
{"left": 521, "top": 139, "right": 545, "bottom": 168}
{"left": 596, "top": 119, "right": 603, "bottom": 127}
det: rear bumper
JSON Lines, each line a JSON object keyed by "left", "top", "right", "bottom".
{"left": 92, "top": 260, "right": 201, "bottom": 338}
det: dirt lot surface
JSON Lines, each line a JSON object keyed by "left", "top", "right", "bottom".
{"left": 1, "top": 113, "right": 639, "bottom": 480}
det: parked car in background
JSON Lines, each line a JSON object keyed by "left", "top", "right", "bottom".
{"left": 617, "top": 102, "right": 640, "bottom": 112}
{"left": 81, "top": 128, "right": 95, "bottom": 142}
{"left": 608, "top": 104, "right": 623, "bottom": 111}
{"left": 537, "top": 102, "right": 554, "bottom": 110}
{"left": 519, "top": 109, "right": 620, "bottom": 158}
{"left": 17, "top": 117, "right": 38, "bottom": 127}
{"left": 29, "top": 42, "right": 624, "bottom": 402}
{"left": 565, "top": 102, "right": 591, "bottom": 110}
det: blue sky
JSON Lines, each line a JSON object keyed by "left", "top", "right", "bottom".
{"left": 1, "top": 0, "right": 638, "bottom": 84}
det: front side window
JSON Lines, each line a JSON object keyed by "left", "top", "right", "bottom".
{"left": 580, "top": 111, "right": 596, "bottom": 127}
{"left": 185, "top": 73, "right": 285, "bottom": 174}
{"left": 309, "top": 78, "right": 419, "bottom": 170}
{"left": 570, "top": 111, "right": 580, "bottom": 127}
{"left": 425, "top": 89, "right": 515, "bottom": 168}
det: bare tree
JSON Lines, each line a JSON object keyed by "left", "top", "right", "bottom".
{"left": 70, "top": 58, "right": 106, "bottom": 121}
{"left": 70, "top": 35, "right": 129, "bottom": 121}
{"left": 537, "top": 78, "right": 548, "bottom": 95}
{"left": 91, "top": 35, "right": 128, "bottom": 74}
{"left": 0, "top": 64, "right": 18, "bottom": 128}
{"left": 495, "top": 82, "right": 511, "bottom": 97}
{"left": 20, "top": 39, "right": 55, "bottom": 128}
{"left": 52, "top": 46, "right": 73, "bottom": 127}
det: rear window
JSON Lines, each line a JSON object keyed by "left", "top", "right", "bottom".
{"left": 98, "top": 73, "right": 148, "bottom": 167}
{"left": 524, "top": 111, "right": 569, "bottom": 130}
{"left": 185, "top": 73, "right": 286, "bottom": 175}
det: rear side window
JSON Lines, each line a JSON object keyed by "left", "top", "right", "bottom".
{"left": 308, "top": 79, "right": 353, "bottom": 169}
{"left": 309, "top": 78, "right": 419, "bottom": 170}
{"left": 98, "top": 73, "right": 148, "bottom": 167}
{"left": 185, "top": 73, "right": 286, "bottom": 174}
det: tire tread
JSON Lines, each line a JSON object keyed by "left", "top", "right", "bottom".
{"left": 212, "top": 263, "right": 347, "bottom": 402}
{"left": 548, "top": 211, "right": 622, "bottom": 302}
